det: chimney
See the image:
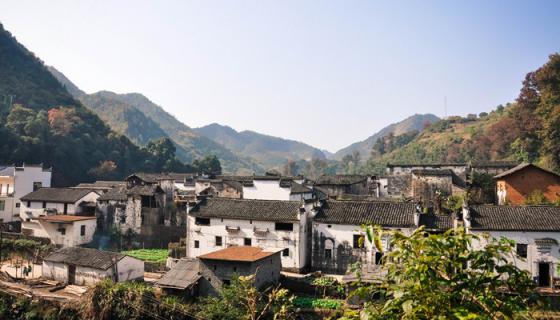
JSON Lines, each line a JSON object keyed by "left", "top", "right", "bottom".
{"left": 461, "top": 201, "right": 471, "bottom": 229}
{"left": 414, "top": 203, "right": 422, "bottom": 227}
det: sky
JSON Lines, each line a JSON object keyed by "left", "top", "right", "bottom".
{"left": 1, "top": 1, "right": 559, "bottom": 152}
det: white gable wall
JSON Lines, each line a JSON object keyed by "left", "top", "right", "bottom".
{"left": 243, "top": 180, "right": 291, "bottom": 200}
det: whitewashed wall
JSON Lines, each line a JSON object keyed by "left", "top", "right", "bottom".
{"left": 187, "top": 213, "right": 308, "bottom": 270}
{"left": 117, "top": 256, "right": 144, "bottom": 281}
{"left": 470, "top": 230, "right": 560, "bottom": 280}
{"left": 243, "top": 180, "right": 291, "bottom": 200}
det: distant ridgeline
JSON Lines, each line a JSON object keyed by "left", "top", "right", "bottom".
{"left": 0, "top": 23, "right": 195, "bottom": 186}
{"left": 355, "top": 53, "right": 560, "bottom": 175}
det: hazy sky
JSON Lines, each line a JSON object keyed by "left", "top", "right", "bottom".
{"left": 1, "top": 1, "right": 559, "bottom": 152}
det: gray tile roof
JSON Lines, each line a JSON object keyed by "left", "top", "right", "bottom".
{"left": 493, "top": 163, "right": 560, "bottom": 179}
{"left": 290, "top": 182, "right": 312, "bottom": 194}
{"left": 314, "top": 200, "right": 416, "bottom": 227}
{"left": 157, "top": 259, "right": 201, "bottom": 290}
{"left": 411, "top": 169, "right": 453, "bottom": 176}
{"left": 190, "top": 198, "right": 302, "bottom": 222}
{"left": 315, "top": 175, "right": 368, "bottom": 186}
{"left": 469, "top": 205, "right": 560, "bottom": 231}
{"left": 127, "top": 185, "right": 164, "bottom": 196}
{"left": 20, "top": 188, "right": 94, "bottom": 203}
{"left": 44, "top": 247, "right": 128, "bottom": 270}
{"left": 419, "top": 213, "right": 454, "bottom": 230}
{"left": 98, "top": 187, "right": 128, "bottom": 201}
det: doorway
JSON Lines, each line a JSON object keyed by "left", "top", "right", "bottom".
{"left": 538, "top": 262, "right": 550, "bottom": 287}
{"left": 68, "top": 265, "right": 76, "bottom": 285}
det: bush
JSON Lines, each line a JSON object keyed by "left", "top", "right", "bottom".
{"left": 293, "top": 297, "right": 342, "bottom": 310}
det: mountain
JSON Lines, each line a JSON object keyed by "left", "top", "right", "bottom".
{"left": 333, "top": 114, "right": 440, "bottom": 160}
{"left": 0, "top": 23, "right": 185, "bottom": 186}
{"left": 48, "top": 67, "right": 262, "bottom": 174}
{"left": 195, "top": 123, "right": 326, "bottom": 169}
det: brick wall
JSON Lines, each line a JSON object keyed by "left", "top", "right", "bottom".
{"left": 499, "top": 166, "right": 560, "bottom": 205}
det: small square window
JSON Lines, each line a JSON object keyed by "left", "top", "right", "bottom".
{"left": 244, "top": 238, "right": 252, "bottom": 246}
{"left": 42, "top": 202, "right": 46, "bottom": 209}
{"left": 59, "top": 228, "right": 66, "bottom": 235}
{"left": 517, "top": 243, "right": 528, "bottom": 258}
{"left": 282, "top": 248, "right": 289, "bottom": 257}
{"left": 194, "top": 240, "right": 199, "bottom": 248}
{"left": 275, "top": 223, "right": 293, "bottom": 231}
{"left": 375, "top": 252, "right": 383, "bottom": 265}
{"left": 233, "top": 266, "right": 237, "bottom": 272}
{"left": 214, "top": 265, "right": 217, "bottom": 271}
{"left": 196, "top": 217, "right": 211, "bottom": 226}
{"left": 15, "top": 203, "right": 20, "bottom": 208}
{"left": 353, "top": 234, "right": 363, "bottom": 249}
{"left": 215, "top": 236, "right": 223, "bottom": 246}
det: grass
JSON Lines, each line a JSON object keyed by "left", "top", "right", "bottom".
{"left": 293, "top": 297, "right": 343, "bottom": 310}
{"left": 121, "top": 249, "right": 168, "bottom": 263}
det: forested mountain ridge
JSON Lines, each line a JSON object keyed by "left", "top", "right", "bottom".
{"left": 47, "top": 67, "right": 263, "bottom": 174}
{"left": 333, "top": 113, "right": 440, "bottom": 161}
{"left": 0, "top": 23, "right": 193, "bottom": 186}
{"left": 360, "top": 53, "right": 560, "bottom": 174}
{"left": 195, "top": 123, "right": 327, "bottom": 169}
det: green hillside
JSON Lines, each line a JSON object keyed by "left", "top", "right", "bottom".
{"left": 362, "top": 53, "right": 560, "bottom": 174}
{"left": 0, "top": 23, "right": 192, "bottom": 185}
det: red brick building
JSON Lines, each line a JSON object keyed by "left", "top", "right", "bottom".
{"left": 494, "top": 163, "right": 560, "bottom": 205}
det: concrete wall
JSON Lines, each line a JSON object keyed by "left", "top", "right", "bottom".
{"left": 497, "top": 167, "right": 560, "bottom": 205}
{"left": 187, "top": 214, "right": 308, "bottom": 271}
{"left": 197, "top": 254, "right": 282, "bottom": 296}
{"left": 117, "top": 256, "right": 144, "bottom": 281}
{"left": 43, "top": 257, "right": 143, "bottom": 285}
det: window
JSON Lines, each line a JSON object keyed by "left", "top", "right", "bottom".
{"left": 517, "top": 243, "right": 528, "bottom": 258}
{"left": 80, "top": 225, "right": 86, "bottom": 236}
{"left": 282, "top": 248, "right": 289, "bottom": 257}
{"left": 213, "top": 265, "right": 217, "bottom": 271}
{"left": 15, "top": 202, "right": 20, "bottom": 208}
{"left": 327, "top": 225, "right": 332, "bottom": 228}
{"left": 195, "top": 217, "right": 211, "bottom": 226}
{"left": 59, "top": 228, "right": 66, "bottom": 235}
{"left": 233, "top": 266, "right": 237, "bottom": 272}
{"left": 194, "top": 240, "right": 199, "bottom": 248}
{"left": 42, "top": 202, "right": 46, "bottom": 209}
{"left": 275, "top": 223, "right": 293, "bottom": 231}
{"left": 244, "top": 238, "right": 252, "bottom": 246}
{"left": 222, "top": 279, "right": 231, "bottom": 285}
{"left": 325, "top": 249, "right": 332, "bottom": 259}
{"left": 375, "top": 252, "right": 383, "bottom": 265}
{"left": 0, "top": 200, "right": 5, "bottom": 211}
{"left": 120, "top": 214, "right": 126, "bottom": 224}
{"left": 250, "top": 220, "right": 253, "bottom": 224}
{"left": 32, "top": 182, "right": 42, "bottom": 191}
{"left": 27, "top": 201, "right": 31, "bottom": 207}
{"left": 215, "top": 236, "right": 223, "bottom": 246}
{"left": 353, "top": 234, "right": 363, "bottom": 249}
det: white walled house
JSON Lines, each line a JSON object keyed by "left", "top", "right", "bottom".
{"left": 242, "top": 176, "right": 306, "bottom": 201}
{"left": 43, "top": 247, "right": 144, "bottom": 285}
{"left": 464, "top": 205, "right": 560, "bottom": 287}
{"left": 310, "top": 200, "right": 444, "bottom": 275}
{"left": 20, "top": 188, "right": 99, "bottom": 247}
{"left": 0, "top": 164, "right": 52, "bottom": 222}
{"left": 187, "top": 198, "right": 313, "bottom": 272}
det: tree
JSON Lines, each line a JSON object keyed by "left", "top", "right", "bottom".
{"left": 356, "top": 227, "right": 536, "bottom": 319}
{"left": 196, "top": 275, "right": 294, "bottom": 320}
{"left": 524, "top": 189, "right": 550, "bottom": 205}
{"left": 193, "top": 155, "right": 222, "bottom": 176}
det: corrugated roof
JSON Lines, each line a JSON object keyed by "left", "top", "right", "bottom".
{"left": 314, "top": 200, "right": 416, "bottom": 227}
{"left": 190, "top": 198, "right": 301, "bottom": 222}
{"left": 20, "top": 188, "right": 94, "bottom": 203}
{"left": 44, "top": 247, "right": 128, "bottom": 270}
{"left": 469, "top": 205, "right": 560, "bottom": 231}
{"left": 198, "top": 246, "right": 280, "bottom": 262}
{"left": 157, "top": 259, "right": 201, "bottom": 290}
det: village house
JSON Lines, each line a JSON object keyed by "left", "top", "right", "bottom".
{"left": 313, "top": 175, "right": 372, "bottom": 197}
{"left": 186, "top": 198, "right": 313, "bottom": 272}
{"left": 410, "top": 169, "right": 467, "bottom": 200}
{"left": 0, "top": 164, "right": 52, "bottom": 222}
{"left": 495, "top": 163, "right": 560, "bottom": 205}
{"left": 158, "top": 246, "right": 282, "bottom": 297}
{"left": 463, "top": 204, "right": 560, "bottom": 287}
{"left": 310, "top": 200, "right": 446, "bottom": 274}
{"left": 42, "top": 247, "right": 144, "bottom": 285}
{"left": 194, "top": 178, "right": 243, "bottom": 199}
{"left": 126, "top": 172, "right": 175, "bottom": 201}
{"left": 20, "top": 188, "right": 99, "bottom": 247}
